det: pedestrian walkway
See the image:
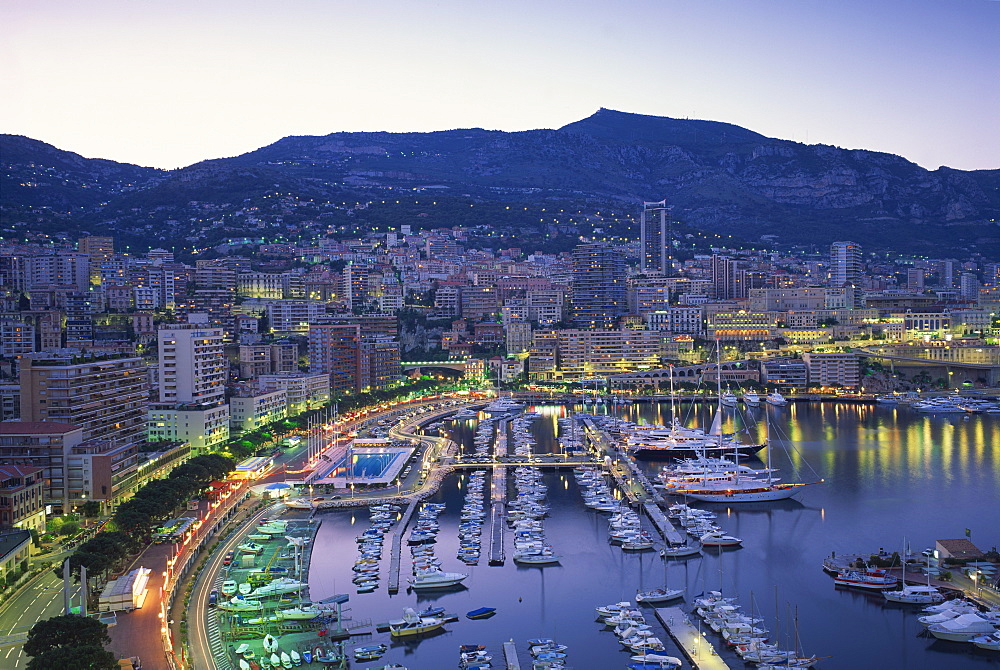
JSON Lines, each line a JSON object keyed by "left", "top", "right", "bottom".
{"left": 655, "top": 607, "right": 730, "bottom": 670}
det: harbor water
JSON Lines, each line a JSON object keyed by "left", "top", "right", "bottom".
{"left": 306, "top": 401, "right": 1000, "bottom": 669}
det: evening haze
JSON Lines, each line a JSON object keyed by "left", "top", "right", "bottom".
{"left": 2, "top": 0, "right": 997, "bottom": 171}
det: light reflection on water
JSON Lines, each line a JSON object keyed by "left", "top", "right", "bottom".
{"left": 307, "top": 402, "right": 1000, "bottom": 670}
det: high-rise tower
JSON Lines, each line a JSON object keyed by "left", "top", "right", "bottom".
{"left": 639, "top": 200, "right": 672, "bottom": 274}
{"left": 830, "top": 241, "right": 862, "bottom": 287}
{"left": 570, "top": 243, "right": 627, "bottom": 327}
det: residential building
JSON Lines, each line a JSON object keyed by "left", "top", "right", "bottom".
{"left": 506, "top": 321, "right": 533, "bottom": 355}
{"left": 760, "top": 358, "right": 809, "bottom": 389}
{"left": 309, "top": 324, "right": 361, "bottom": 392}
{"left": 18, "top": 351, "right": 148, "bottom": 447}
{"left": 0, "top": 530, "right": 31, "bottom": 585}
{"left": 0, "top": 422, "right": 139, "bottom": 514}
{"left": 830, "top": 241, "right": 863, "bottom": 288}
{"left": 639, "top": 200, "right": 672, "bottom": 274}
{"left": 230, "top": 389, "right": 288, "bottom": 433}
{"left": 258, "top": 372, "right": 330, "bottom": 415}
{"left": 570, "top": 243, "right": 627, "bottom": 327}
{"left": 157, "top": 325, "right": 226, "bottom": 405}
{"left": 238, "top": 342, "right": 299, "bottom": 379}
{"left": 801, "top": 352, "right": 860, "bottom": 388}
{"left": 0, "top": 465, "right": 46, "bottom": 533}
{"left": 147, "top": 403, "right": 230, "bottom": 453}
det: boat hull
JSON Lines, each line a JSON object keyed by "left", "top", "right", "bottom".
{"left": 679, "top": 484, "right": 809, "bottom": 503}
{"left": 631, "top": 443, "right": 765, "bottom": 460}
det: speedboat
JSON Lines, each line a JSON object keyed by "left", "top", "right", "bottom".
{"left": 263, "top": 634, "right": 278, "bottom": 653}
{"left": 407, "top": 570, "right": 467, "bottom": 589}
{"left": 972, "top": 632, "right": 1000, "bottom": 651}
{"left": 388, "top": 608, "right": 446, "bottom": 637}
{"left": 221, "top": 580, "right": 238, "bottom": 596}
{"left": 928, "top": 613, "right": 998, "bottom": 641}
{"left": 466, "top": 607, "right": 496, "bottom": 619}
{"left": 700, "top": 530, "right": 743, "bottom": 546}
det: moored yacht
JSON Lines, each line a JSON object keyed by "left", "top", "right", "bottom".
{"left": 407, "top": 570, "right": 467, "bottom": 590}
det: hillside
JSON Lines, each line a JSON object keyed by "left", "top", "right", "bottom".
{"left": 2, "top": 109, "right": 999, "bottom": 253}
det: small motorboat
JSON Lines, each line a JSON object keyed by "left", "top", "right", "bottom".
{"left": 263, "top": 635, "right": 278, "bottom": 653}
{"left": 289, "top": 649, "right": 301, "bottom": 666}
{"left": 239, "top": 660, "right": 251, "bottom": 670}
{"left": 280, "top": 650, "right": 293, "bottom": 668}
{"left": 460, "top": 644, "right": 486, "bottom": 653}
{"left": 354, "top": 644, "right": 387, "bottom": 661}
{"left": 466, "top": 607, "right": 497, "bottom": 620}
{"left": 269, "top": 653, "right": 281, "bottom": 669}
{"left": 418, "top": 606, "right": 446, "bottom": 617}
{"left": 235, "top": 643, "right": 251, "bottom": 656}
{"left": 301, "top": 648, "right": 312, "bottom": 664}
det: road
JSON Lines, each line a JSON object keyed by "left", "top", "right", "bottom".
{"left": 0, "top": 572, "right": 78, "bottom": 669}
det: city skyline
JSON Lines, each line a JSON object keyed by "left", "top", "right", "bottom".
{"left": 3, "top": 0, "right": 998, "bottom": 171}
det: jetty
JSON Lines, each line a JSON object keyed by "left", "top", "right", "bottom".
{"left": 655, "top": 606, "right": 731, "bottom": 670}
{"left": 489, "top": 419, "right": 510, "bottom": 565}
{"left": 387, "top": 500, "right": 418, "bottom": 593}
{"left": 502, "top": 640, "right": 521, "bottom": 669}
{"left": 642, "top": 502, "right": 686, "bottom": 546}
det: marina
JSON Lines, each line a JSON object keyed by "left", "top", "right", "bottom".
{"left": 213, "top": 399, "right": 1000, "bottom": 670}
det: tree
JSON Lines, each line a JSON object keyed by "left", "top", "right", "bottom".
{"left": 26, "top": 644, "right": 118, "bottom": 670}
{"left": 80, "top": 500, "right": 102, "bottom": 518}
{"left": 24, "top": 615, "right": 111, "bottom": 658}
{"left": 58, "top": 521, "right": 79, "bottom": 537}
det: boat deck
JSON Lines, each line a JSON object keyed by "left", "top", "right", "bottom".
{"left": 387, "top": 500, "right": 418, "bottom": 593}
{"left": 655, "top": 607, "right": 731, "bottom": 670}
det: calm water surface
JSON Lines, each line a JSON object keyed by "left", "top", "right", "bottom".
{"left": 308, "top": 402, "right": 1000, "bottom": 669}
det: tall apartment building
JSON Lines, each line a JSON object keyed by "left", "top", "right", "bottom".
{"left": 18, "top": 351, "right": 149, "bottom": 447}
{"left": 639, "top": 200, "right": 672, "bottom": 274}
{"left": 570, "top": 243, "right": 627, "bottom": 328}
{"left": 830, "top": 241, "right": 863, "bottom": 288}
{"left": 711, "top": 254, "right": 748, "bottom": 300}
{"left": 157, "top": 325, "right": 226, "bottom": 405}
{"left": 77, "top": 236, "right": 114, "bottom": 286}
{"left": 309, "top": 324, "right": 362, "bottom": 393}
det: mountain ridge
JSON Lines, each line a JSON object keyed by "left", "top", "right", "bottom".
{"left": 3, "top": 109, "right": 999, "bottom": 254}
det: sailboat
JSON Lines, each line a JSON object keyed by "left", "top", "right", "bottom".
{"left": 677, "top": 345, "right": 822, "bottom": 503}
{"left": 882, "top": 543, "right": 944, "bottom": 604}
{"left": 636, "top": 552, "right": 685, "bottom": 603}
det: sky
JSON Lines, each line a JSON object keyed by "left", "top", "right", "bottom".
{"left": 2, "top": 0, "right": 998, "bottom": 171}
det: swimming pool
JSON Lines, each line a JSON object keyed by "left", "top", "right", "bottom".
{"left": 312, "top": 446, "right": 416, "bottom": 485}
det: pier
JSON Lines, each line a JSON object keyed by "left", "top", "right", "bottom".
{"left": 655, "top": 607, "right": 730, "bottom": 670}
{"left": 502, "top": 640, "right": 521, "bottom": 669}
{"left": 387, "top": 500, "right": 418, "bottom": 593}
{"left": 489, "top": 419, "right": 509, "bottom": 565}
{"left": 642, "top": 502, "right": 686, "bottom": 546}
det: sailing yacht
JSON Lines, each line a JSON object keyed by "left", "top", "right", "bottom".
{"left": 674, "top": 344, "right": 821, "bottom": 503}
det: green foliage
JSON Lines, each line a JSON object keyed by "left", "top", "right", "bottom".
{"left": 26, "top": 645, "right": 118, "bottom": 670}
{"left": 57, "top": 521, "right": 79, "bottom": 537}
{"left": 80, "top": 500, "right": 102, "bottom": 518}
{"left": 24, "top": 615, "right": 111, "bottom": 659}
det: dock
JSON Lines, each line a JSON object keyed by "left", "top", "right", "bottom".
{"left": 489, "top": 419, "right": 509, "bottom": 566}
{"left": 387, "top": 500, "right": 418, "bottom": 593}
{"left": 643, "top": 502, "right": 687, "bottom": 546}
{"left": 655, "top": 607, "right": 730, "bottom": 670}
{"left": 502, "top": 640, "right": 521, "bottom": 669}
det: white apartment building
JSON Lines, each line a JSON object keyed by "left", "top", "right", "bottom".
{"left": 148, "top": 403, "right": 230, "bottom": 452}
{"left": 258, "top": 372, "right": 331, "bottom": 415}
{"left": 801, "top": 352, "right": 860, "bottom": 388}
{"left": 157, "top": 325, "right": 226, "bottom": 405}
{"left": 230, "top": 390, "right": 288, "bottom": 433}
{"left": 644, "top": 307, "right": 705, "bottom": 335}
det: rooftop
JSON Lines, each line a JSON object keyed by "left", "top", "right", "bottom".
{"left": 0, "top": 421, "right": 82, "bottom": 435}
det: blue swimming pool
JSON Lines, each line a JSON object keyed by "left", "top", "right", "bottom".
{"left": 326, "top": 451, "right": 404, "bottom": 479}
